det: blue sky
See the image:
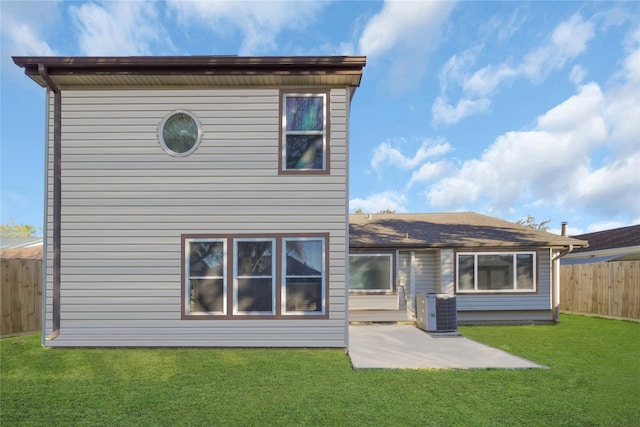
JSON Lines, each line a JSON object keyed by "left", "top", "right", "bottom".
{"left": 1, "top": 0, "right": 639, "bottom": 236}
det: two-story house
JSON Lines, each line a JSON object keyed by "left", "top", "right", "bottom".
{"left": 13, "top": 55, "right": 366, "bottom": 347}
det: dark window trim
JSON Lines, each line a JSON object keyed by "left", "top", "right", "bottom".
{"left": 278, "top": 88, "right": 331, "bottom": 175}
{"left": 454, "top": 249, "right": 540, "bottom": 295}
{"left": 348, "top": 249, "right": 396, "bottom": 294}
{"left": 181, "top": 233, "right": 330, "bottom": 320}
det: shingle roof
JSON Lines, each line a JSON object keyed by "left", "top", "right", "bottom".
{"left": 349, "top": 212, "right": 587, "bottom": 249}
{"left": 569, "top": 224, "right": 640, "bottom": 253}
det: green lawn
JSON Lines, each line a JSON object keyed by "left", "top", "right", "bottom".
{"left": 1, "top": 315, "right": 638, "bottom": 426}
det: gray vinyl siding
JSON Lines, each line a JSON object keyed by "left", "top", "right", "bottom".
{"left": 397, "top": 251, "right": 438, "bottom": 318}
{"left": 439, "top": 249, "right": 455, "bottom": 293}
{"left": 44, "top": 88, "right": 350, "bottom": 347}
{"left": 413, "top": 251, "right": 438, "bottom": 296}
{"left": 348, "top": 295, "right": 398, "bottom": 310}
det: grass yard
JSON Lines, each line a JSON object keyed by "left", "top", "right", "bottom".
{"left": 1, "top": 314, "right": 638, "bottom": 426}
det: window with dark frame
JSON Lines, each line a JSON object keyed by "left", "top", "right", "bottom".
{"left": 182, "top": 234, "right": 328, "bottom": 319}
{"left": 234, "top": 238, "right": 275, "bottom": 315}
{"left": 185, "top": 239, "right": 226, "bottom": 315}
{"left": 280, "top": 90, "right": 329, "bottom": 173}
{"left": 283, "top": 238, "right": 325, "bottom": 314}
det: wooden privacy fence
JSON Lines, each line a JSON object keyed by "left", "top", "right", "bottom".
{"left": 1, "top": 258, "right": 42, "bottom": 336}
{"left": 561, "top": 261, "right": 640, "bottom": 320}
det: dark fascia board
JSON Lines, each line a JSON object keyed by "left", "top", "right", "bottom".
{"left": 13, "top": 55, "right": 366, "bottom": 87}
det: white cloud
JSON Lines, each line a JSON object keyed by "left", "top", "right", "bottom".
{"left": 586, "top": 220, "right": 638, "bottom": 234}
{"left": 1, "top": 1, "right": 58, "bottom": 56}
{"left": 4, "top": 22, "right": 55, "bottom": 56}
{"left": 519, "top": 14, "right": 594, "bottom": 81}
{"left": 569, "top": 65, "right": 586, "bottom": 85}
{"left": 70, "top": 1, "right": 171, "bottom": 56}
{"left": 604, "top": 32, "right": 640, "bottom": 155}
{"left": 358, "top": 0, "right": 454, "bottom": 57}
{"left": 434, "top": 13, "right": 596, "bottom": 125}
{"left": 371, "top": 138, "right": 451, "bottom": 172}
{"left": 357, "top": 0, "right": 456, "bottom": 90}
{"left": 551, "top": 13, "right": 595, "bottom": 58}
{"left": 407, "top": 160, "right": 450, "bottom": 188}
{"left": 463, "top": 64, "right": 518, "bottom": 96}
{"left": 425, "top": 40, "right": 640, "bottom": 223}
{"left": 575, "top": 153, "right": 640, "bottom": 218}
{"left": 537, "top": 82, "right": 605, "bottom": 134}
{"left": 431, "top": 96, "right": 490, "bottom": 125}
{"left": 167, "top": 0, "right": 325, "bottom": 55}
{"left": 350, "top": 191, "right": 408, "bottom": 213}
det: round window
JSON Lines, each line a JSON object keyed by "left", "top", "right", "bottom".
{"left": 158, "top": 110, "right": 202, "bottom": 156}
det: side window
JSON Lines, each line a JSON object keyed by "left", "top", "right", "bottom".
{"left": 280, "top": 90, "right": 329, "bottom": 174}
{"left": 283, "top": 238, "right": 326, "bottom": 315}
{"left": 185, "top": 239, "right": 226, "bottom": 315}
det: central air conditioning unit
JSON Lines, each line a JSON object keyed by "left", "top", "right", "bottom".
{"left": 416, "top": 293, "right": 457, "bottom": 333}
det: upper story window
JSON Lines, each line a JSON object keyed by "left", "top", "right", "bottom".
{"left": 158, "top": 110, "right": 202, "bottom": 156}
{"left": 280, "top": 90, "right": 330, "bottom": 174}
{"left": 456, "top": 252, "right": 536, "bottom": 293}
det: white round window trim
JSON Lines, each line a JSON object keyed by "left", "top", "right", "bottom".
{"left": 158, "top": 110, "right": 202, "bottom": 157}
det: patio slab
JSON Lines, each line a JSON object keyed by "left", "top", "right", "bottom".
{"left": 348, "top": 323, "right": 546, "bottom": 370}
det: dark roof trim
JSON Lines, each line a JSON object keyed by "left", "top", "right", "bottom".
{"left": 13, "top": 55, "right": 366, "bottom": 87}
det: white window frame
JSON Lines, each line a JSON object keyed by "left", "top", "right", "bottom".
{"left": 233, "top": 238, "right": 276, "bottom": 315}
{"left": 348, "top": 253, "right": 394, "bottom": 293}
{"left": 184, "top": 238, "right": 227, "bottom": 316}
{"left": 282, "top": 237, "right": 326, "bottom": 316}
{"left": 158, "top": 110, "right": 203, "bottom": 157}
{"left": 456, "top": 251, "right": 537, "bottom": 293}
{"left": 281, "top": 92, "right": 328, "bottom": 172}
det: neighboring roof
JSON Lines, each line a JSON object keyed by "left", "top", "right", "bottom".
{"left": 0, "top": 245, "right": 43, "bottom": 260}
{"left": 287, "top": 256, "right": 322, "bottom": 276}
{"left": 562, "top": 224, "right": 640, "bottom": 264}
{"left": 0, "top": 237, "right": 43, "bottom": 250}
{"left": 12, "top": 56, "right": 366, "bottom": 90}
{"left": 569, "top": 224, "right": 640, "bottom": 253}
{"left": 349, "top": 212, "right": 588, "bottom": 249}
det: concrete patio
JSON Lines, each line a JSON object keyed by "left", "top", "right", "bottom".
{"left": 348, "top": 323, "right": 546, "bottom": 370}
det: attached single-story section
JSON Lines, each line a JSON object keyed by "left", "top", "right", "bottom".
{"left": 348, "top": 213, "right": 588, "bottom": 324}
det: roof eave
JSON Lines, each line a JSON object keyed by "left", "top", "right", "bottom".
{"left": 349, "top": 240, "right": 589, "bottom": 249}
{"left": 13, "top": 55, "right": 366, "bottom": 89}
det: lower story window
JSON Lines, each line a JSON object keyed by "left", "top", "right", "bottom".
{"left": 182, "top": 234, "right": 328, "bottom": 318}
{"left": 234, "top": 238, "right": 275, "bottom": 315}
{"left": 186, "top": 238, "right": 226, "bottom": 315}
{"left": 457, "top": 252, "right": 536, "bottom": 293}
{"left": 349, "top": 253, "right": 393, "bottom": 293}
{"left": 283, "top": 238, "right": 325, "bottom": 314}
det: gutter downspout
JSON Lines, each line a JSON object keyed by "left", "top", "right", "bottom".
{"left": 550, "top": 222, "right": 574, "bottom": 322}
{"left": 38, "top": 64, "right": 61, "bottom": 341}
